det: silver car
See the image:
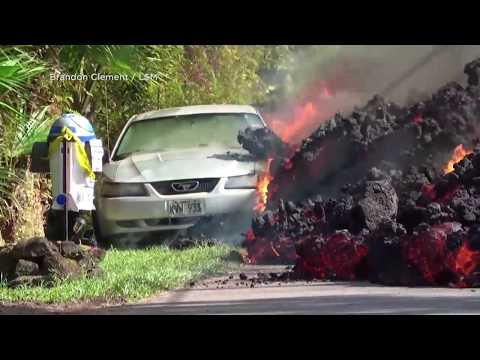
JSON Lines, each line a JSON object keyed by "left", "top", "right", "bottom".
{"left": 93, "top": 105, "right": 267, "bottom": 245}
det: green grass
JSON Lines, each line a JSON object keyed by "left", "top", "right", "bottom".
{"left": 0, "top": 244, "right": 233, "bottom": 305}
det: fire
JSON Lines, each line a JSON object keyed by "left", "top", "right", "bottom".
{"left": 263, "top": 81, "right": 338, "bottom": 144}
{"left": 443, "top": 144, "right": 472, "bottom": 174}
{"left": 254, "top": 158, "right": 273, "bottom": 213}
{"left": 266, "top": 102, "right": 320, "bottom": 144}
{"left": 263, "top": 77, "right": 363, "bottom": 144}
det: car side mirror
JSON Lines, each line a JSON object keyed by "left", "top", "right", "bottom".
{"left": 30, "top": 142, "right": 50, "bottom": 173}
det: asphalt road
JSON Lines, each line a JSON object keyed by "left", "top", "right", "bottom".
{"left": 80, "top": 265, "right": 480, "bottom": 315}
{"left": 3, "top": 265, "right": 480, "bottom": 315}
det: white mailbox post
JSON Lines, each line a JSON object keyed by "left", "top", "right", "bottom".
{"left": 32, "top": 113, "right": 104, "bottom": 243}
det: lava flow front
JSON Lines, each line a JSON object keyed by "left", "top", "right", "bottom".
{"left": 239, "top": 57, "right": 480, "bottom": 288}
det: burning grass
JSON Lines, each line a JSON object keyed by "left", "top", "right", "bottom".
{"left": 0, "top": 244, "right": 233, "bottom": 304}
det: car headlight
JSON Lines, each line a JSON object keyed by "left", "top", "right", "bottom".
{"left": 224, "top": 174, "right": 257, "bottom": 189}
{"left": 101, "top": 182, "right": 147, "bottom": 197}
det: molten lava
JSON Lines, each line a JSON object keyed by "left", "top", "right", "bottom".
{"left": 246, "top": 235, "right": 297, "bottom": 265}
{"left": 296, "top": 232, "right": 368, "bottom": 281}
{"left": 443, "top": 144, "right": 472, "bottom": 174}
{"left": 403, "top": 224, "right": 450, "bottom": 284}
{"left": 449, "top": 242, "right": 480, "bottom": 279}
{"left": 241, "top": 57, "right": 480, "bottom": 288}
{"left": 254, "top": 158, "right": 273, "bottom": 213}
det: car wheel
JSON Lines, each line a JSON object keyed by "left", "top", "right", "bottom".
{"left": 136, "top": 230, "right": 182, "bottom": 248}
{"left": 92, "top": 211, "right": 114, "bottom": 249}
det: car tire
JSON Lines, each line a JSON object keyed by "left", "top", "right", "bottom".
{"left": 92, "top": 211, "right": 114, "bottom": 249}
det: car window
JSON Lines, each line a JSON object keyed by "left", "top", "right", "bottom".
{"left": 114, "top": 113, "right": 263, "bottom": 159}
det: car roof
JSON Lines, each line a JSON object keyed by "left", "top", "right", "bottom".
{"left": 132, "top": 105, "right": 259, "bottom": 122}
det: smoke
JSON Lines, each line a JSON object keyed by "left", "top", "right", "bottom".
{"left": 185, "top": 213, "right": 253, "bottom": 246}
{"left": 261, "top": 45, "right": 480, "bottom": 144}
{"left": 345, "top": 45, "right": 480, "bottom": 103}
{"left": 109, "top": 213, "right": 253, "bottom": 249}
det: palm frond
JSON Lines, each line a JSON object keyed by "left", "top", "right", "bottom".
{"left": 0, "top": 100, "right": 23, "bottom": 116}
{"left": 0, "top": 49, "right": 46, "bottom": 97}
{"left": 13, "top": 106, "right": 52, "bottom": 157}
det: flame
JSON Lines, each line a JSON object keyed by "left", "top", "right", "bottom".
{"left": 267, "top": 102, "right": 319, "bottom": 144}
{"left": 254, "top": 158, "right": 273, "bottom": 213}
{"left": 263, "top": 81, "right": 339, "bottom": 144}
{"left": 443, "top": 144, "right": 472, "bottom": 174}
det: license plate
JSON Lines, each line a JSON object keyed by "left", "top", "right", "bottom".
{"left": 166, "top": 199, "right": 205, "bottom": 217}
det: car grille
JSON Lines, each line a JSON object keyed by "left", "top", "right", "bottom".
{"left": 150, "top": 178, "right": 220, "bottom": 195}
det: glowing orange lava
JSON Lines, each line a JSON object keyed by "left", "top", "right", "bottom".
{"left": 442, "top": 144, "right": 473, "bottom": 174}
{"left": 451, "top": 242, "right": 479, "bottom": 277}
{"left": 254, "top": 158, "right": 273, "bottom": 213}
{"left": 270, "top": 242, "right": 280, "bottom": 257}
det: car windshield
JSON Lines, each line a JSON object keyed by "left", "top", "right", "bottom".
{"left": 113, "top": 112, "right": 264, "bottom": 160}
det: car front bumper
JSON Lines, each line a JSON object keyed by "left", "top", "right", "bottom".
{"left": 94, "top": 178, "right": 256, "bottom": 238}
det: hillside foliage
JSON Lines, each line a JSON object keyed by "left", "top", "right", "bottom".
{"left": 0, "top": 45, "right": 293, "bottom": 242}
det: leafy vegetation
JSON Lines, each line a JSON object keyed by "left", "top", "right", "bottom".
{"left": 0, "top": 45, "right": 293, "bottom": 243}
{"left": 35, "top": 45, "right": 293, "bottom": 143}
{"left": 0, "top": 47, "right": 51, "bottom": 243}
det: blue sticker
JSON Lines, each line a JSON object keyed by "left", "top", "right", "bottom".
{"left": 56, "top": 194, "right": 66, "bottom": 205}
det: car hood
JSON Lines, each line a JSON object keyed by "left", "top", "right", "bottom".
{"left": 103, "top": 148, "right": 259, "bottom": 183}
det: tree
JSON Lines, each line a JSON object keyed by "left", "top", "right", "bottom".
{"left": 0, "top": 44, "right": 294, "bottom": 242}
{"left": 38, "top": 45, "right": 293, "bottom": 145}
